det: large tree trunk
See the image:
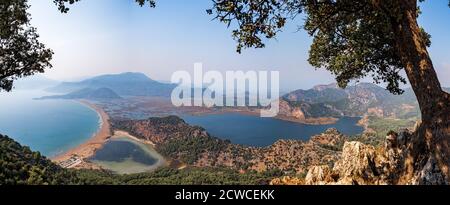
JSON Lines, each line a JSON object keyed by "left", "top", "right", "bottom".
{"left": 392, "top": 0, "right": 450, "bottom": 184}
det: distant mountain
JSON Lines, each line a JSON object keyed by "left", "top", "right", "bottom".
{"left": 13, "top": 75, "right": 59, "bottom": 90}
{"left": 37, "top": 87, "right": 122, "bottom": 100}
{"left": 280, "top": 83, "right": 425, "bottom": 119}
{"left": 46, "top": 72, "right": 176, "bottom": 97}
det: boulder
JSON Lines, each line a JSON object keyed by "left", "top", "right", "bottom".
{"left": 305, "top": 165, "right": 333, "bottom": 185}
{"left": 332, "top": 141, "right": 378, "bottom": 185}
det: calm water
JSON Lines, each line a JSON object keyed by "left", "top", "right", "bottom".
{"left": 0, "top": 90, "right": 100, "bottom": 157}
{"left": 90, "top": 137, "right": 164, "bottom": 174}
{"left": 91, "top": 139, "right": 157, "bottom": 165}
{"left": 183, "top": 113, "right": 364, "bottom": 147}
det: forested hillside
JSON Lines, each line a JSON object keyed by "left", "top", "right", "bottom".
{"left": 0, "top": 134, "right": 278, "bottom": 185}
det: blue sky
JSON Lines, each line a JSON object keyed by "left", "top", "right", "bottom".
{"left": 29, "top": 0, "right": 450, "bottom": 92}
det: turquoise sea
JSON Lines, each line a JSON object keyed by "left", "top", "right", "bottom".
{"left": 0, "top": 90, "right": 100, "bottom": 157}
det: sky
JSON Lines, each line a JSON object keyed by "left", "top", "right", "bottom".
{"left": 28, "top": 0, "right": 450, "bottom": 92}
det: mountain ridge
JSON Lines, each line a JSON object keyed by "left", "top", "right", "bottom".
{"left": 46, "top": 72, "right": 176, "bottom": 97}
{"left": 277, "top": 83, "right": 450, "bottom": 120}
{"left": 37, "top": 87, "right": 122, "bottom": 100}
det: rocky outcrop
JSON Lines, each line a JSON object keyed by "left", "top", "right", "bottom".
{"left": 310, "top": 128, "right": 347, "bottom": 149}
{"left": 278, "top": 99, "right": 306, "bottom": 120}
{"left": 270, "top": 176, "right": 304, "bottom": 185}
{"left": 304, "top": 165, "right": 333, "bottom": 185}
{"left": 331, "top": 142, "right": 379, "bottom": 185}
{"left": 277, "top": 99, "right": 339, "bottom": 124}
{"left": 304, "top": 129, "right": 448, "bottom": 185}
{"left": 251, "top": 137, "right": 340, "bottom": 173}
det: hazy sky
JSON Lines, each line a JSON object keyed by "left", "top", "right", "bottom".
{"left": 29, "top": 0, "right": 450, "bottom": 92}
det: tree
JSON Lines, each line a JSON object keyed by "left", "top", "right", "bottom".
{"left": 0, "top": 0, "right": 156, "bottom": 92}
{"left": 208, "top": 0, "right": 450, "bottom": 183}
{"left": 0, "top": 0, "right": 53, "bottom": 91}
{"left": 53, "top": 0, "right": 156, "bottom": 13}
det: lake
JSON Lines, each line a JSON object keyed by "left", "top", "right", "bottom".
{"left": 183, "top": 113, "right": 364, "bottom": 147}
{"left": 90, "top": 136, "right": 165, "bottom": 174}
{"left": 0, "top": 90, "right": 100, "bottom": 157}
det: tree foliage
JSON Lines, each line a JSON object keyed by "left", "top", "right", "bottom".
{"left": 0, "top": 0, "right": 157, "bottom": 92}
{"left": 53, "top": 0, "right": 156, "bottom": 13}
{"left": 208, "top": 0, "right": 449, "bottom": 95}
{"left": 0, "top": 134, "right": 79, "bottom": 185}
{"left": 0, "top": 0, "right": 53, "bottom": 92}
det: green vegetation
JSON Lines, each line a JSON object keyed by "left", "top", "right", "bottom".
{"left": 0, "top": 135, "right": 78, "bottom": 185}
{"left": 353, "top": 116, "right": 417, "bottom": 146}
{"left": 319, "top": 143, "right": 345, "bottom": 152}
{"left": 0, "top": 134, "right": 279, "bottom": 185}
{"left": 284, "top": 98, "right": 342, "bottom": 118}
{"left": 76, "top": 167, "right": 280, "bottom": 185}
{"left": 113, "top": 116, "right": 236, "bottom": 166}
{"left": 0, "top": 0, "right": 53, "bottom": 91}
{"left": 158, "top": 135, "right": 229, "bottom": 164}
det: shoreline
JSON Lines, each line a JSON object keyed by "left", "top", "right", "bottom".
{"left": 51, "top": 100, "right": 111, "bottom": 164}
{"left": 187, "top": 107, "right": 339, "bottom": 125}
{"left": 113, "top": 130, "right": 155, "bottom": 146}
{"left": 93, "top": 131, "right": 168, "bottom": 174}
{"left": 113, "top": 130, "right": 186, "bottom": 170}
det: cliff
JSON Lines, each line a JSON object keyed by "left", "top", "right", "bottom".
{"left": 272, "top": 129, "right": 448, "bottom": 185}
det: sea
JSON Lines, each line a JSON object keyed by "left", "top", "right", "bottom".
{"left": 0, "top": 90, "right": 100, "bottom": 157}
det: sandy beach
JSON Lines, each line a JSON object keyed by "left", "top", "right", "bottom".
{"left": 51, "top": 100, "right": 111, "bottom": 164}
{"left": 113, "top": 130, "right": 156, "bottom": 146}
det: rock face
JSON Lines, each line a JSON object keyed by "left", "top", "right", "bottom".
{"left": 304, "top": 141, "right": 381, "bottom": 185}
{"left": 278, "top": 99, "right": 306, "bottom": 120}
{"left": 304, "top": 129, "right": 449, "bottom": 185}
{"left": 270, "top": 176, "right": 304, "bottom": 185}
{"left": 304, "top": 165, "right": 333, "bottom": 185}
{"left": 332, "top": 142, "right": 378, "bottom": 185}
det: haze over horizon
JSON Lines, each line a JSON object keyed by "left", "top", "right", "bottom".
{"left": 28, "top": 0, "right": 450, "bottom": 91}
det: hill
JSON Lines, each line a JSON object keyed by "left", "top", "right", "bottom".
{"left": 0, "top": 134, "right": 78, "bottom": 185}
{"left": 37, "top": 87, "right": 122, "bottom": 100}
{"left": 279, "top": 83, "right": 425, "bottom": 120}
{"left": 46, "top": 72, "right": 176, "bottom": 97}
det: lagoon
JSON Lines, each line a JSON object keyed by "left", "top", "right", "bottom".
{"left": 183, "top": 113, "right": 364, "bottom": 147}
{"left": 90, "top": 136, "right": 165, "bottom": 174}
